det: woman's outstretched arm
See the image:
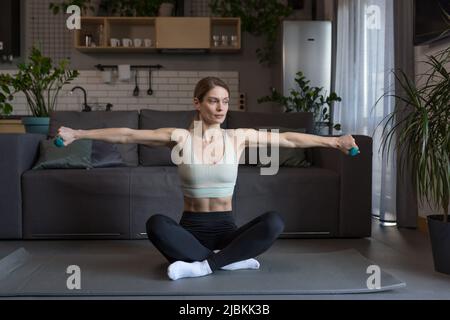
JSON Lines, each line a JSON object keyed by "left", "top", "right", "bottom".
{"left": 57, "top": 126, "right": 188, "bottom": 147}
{"left": 237, "top": 128, "right": 359, "bottom": 155}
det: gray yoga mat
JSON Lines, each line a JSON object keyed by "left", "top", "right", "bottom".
{"left": 0, "top": 247, "right": 405, "bottom": 296}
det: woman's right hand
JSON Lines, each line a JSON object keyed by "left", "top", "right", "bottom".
{"left": 57, "top": 126, "right": 77, "bottom": 146}
{"left": 336, "top": 134, "right": 360, "bottom": 155}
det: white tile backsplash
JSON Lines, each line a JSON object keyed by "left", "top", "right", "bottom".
{"left": 0, "top": 70, "right": 240, "bottom": 115}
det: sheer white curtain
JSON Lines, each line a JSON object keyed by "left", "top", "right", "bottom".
{"left": 334, "top": 0, "right": 397, "bottom": 223}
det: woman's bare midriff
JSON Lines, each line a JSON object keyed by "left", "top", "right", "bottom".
{"left": 180, "top": 129, "right": 240, "bottom": 213}
{"left": 183, "top": 196, "right": 233, "bottom": 212}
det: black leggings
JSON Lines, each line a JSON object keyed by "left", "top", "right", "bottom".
{"left": 146, "top": 210, "right": 285, "bottom": 271}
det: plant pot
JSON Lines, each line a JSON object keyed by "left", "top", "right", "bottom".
{"left": 0, "top": 119, "right": 26, "bottom": 133}
{"left": 427, "top": 214, "right": 450, "bottom": 275}
{"left": 158, "top": 3, "right": 174, "bottom": 16}
{"left": 22, "top": 117, "right": 50, "bottom": 135}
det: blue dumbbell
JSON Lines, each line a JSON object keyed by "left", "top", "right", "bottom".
{"left": 54, "top": 136, "right": 65, "bottom": 148}
{"left": 348, "top": 146, "right": 359, "bottom": 156}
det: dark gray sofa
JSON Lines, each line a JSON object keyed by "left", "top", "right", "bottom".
{"left": 0, "top": 109, "right": 373, "bottom": 240}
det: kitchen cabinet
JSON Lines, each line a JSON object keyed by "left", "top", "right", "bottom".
{"left": 210, "top": 17, "right": 241, "bottom": 51}
{"left": 74, "top": 17, "right": 156, "bottom": 53}
{"left": 156, "top": 17, "right": 210, "bottom": 49}
{"left": 74, "top": 17, "right": 240, "bottom": 53}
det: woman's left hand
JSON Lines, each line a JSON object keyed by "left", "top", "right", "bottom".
{"left": 336, "top": 134, "right": 360, "bottom": 155}
{"left": 57, "top": 126, "right": 77, "bottom": 146}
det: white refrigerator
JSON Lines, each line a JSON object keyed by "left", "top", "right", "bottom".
{"left": 282, "top": 20, "right": 333, "bottom": 132}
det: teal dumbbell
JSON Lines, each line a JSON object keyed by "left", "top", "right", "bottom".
{"left": 54, "top": 136, "right": 65, "bottom": 148}
{"left": 348, "top": 146, "right": 359, "bottom": 156}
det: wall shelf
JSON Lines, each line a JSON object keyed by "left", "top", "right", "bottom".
{"left": 74, "top": 17, "right": 240, "bottom": 53}
{"left": 76, "top": 47, "right": 158, "bottom": 53}
{"left": 210, "top": 17, "right": 241, "bottom": 51}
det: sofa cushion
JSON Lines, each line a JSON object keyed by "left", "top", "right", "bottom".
{"left": 139, "top": 109, "right": 199, "bottom": 166}
{"left": 255, "top": 127, "right": 311, "bottom": 168}
{"left": 228, "top": 111, "right": 315, "bottom": 164}
{"left": 227, "top": 111, "right": 314, "bottom": 133}
{"left": 234, "top": 166, "right": 339, "bottom": 236}
{"left": 129, "top": 166, "right": 185, "bottom": 238}
{"left": 91, "top": 140, "right": 125, "bottom": 168}
{"left": 49, "top": 111, "right": 139, "bottom": 167}
{"left": 22, "top": 167, "right": 131, "bottom": 239}
{"left": 237, "top": 126, "right": 311, "bottom": 167}
{"left": 32, "top": 139, "right": 93, "bottom": 170}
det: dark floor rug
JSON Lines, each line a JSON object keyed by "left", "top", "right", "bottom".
{"left": 0, "top": 247, "right": 405, "bottom": 296}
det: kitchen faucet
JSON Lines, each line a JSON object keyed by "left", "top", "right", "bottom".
{"left": 70, "top": 86, "right": 113, "bottom": 112}
{"left": 70, "top": 86, "right": 92, "bottom": 112}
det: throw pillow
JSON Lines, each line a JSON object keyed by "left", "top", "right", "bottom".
{"left": 91, "top": 140, "right": 125, "bottom": 168}
{"left": 248, "top": 127, "right": 311, "bottom": 168}
{"left": 32, "top": 139, "right": 93, "bottom": 170}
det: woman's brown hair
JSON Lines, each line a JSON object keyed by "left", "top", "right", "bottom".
{"left": 189, "top": 77, "right": 230, "bottom": 129}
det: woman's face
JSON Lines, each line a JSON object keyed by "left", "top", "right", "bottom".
{"left": 194, "top": 86, "right": 229, "bottom": 125}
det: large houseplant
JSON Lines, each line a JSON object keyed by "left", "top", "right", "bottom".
{"left": 98, "top": 0, "right": 163, "bottom": 16}
{"left": 0, "top": 75, "right": 14, "bottom": 117}
{"left": 50, "top": 0, "right": 165, "bottom": 17}
{"left": 49, "top": 0, "right": 98, "bottom": 15}
{"left": 0, "top": 46, "right": 79, "bottom": 134}
{"left": 209, "top": 0, "right": 293, "bottom": 66}
{"left": 0, "top": 76, "right": 25, "bottom": 133}
{"left": 257, "top": 71, "right": 342, "bottom": 134}
{"left": 375, "top": 46, "right": 449, "bottom": 274}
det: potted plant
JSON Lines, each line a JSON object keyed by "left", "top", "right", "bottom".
{"left": 49, "top": 0, "right": 99, "bottom": 16}
{"left": 257, "top": 71, "right": 342, "bottom": 135}
{"left": 374, "top": 46, "right": 449, "bottom": 274}
{"left": 1, "top": 46, "right": 79, "bottom": 134}
{"left": 99, "top": 0, "right": 162, "bottom": 16}
{"left": 0, "top": 76, "right": 25, "bottom": 133}
{"left": 209, "top": 0, "right": 293, "bottom": 66}
{"left": 0, "top": 74, "right": 14, "bottom": 117}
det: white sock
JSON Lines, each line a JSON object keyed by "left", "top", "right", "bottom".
{"left": 212, "top": 250, "right": 260, "bottom": 271}
{"left": 167, "top": 260, "right": 212, "bottom": 281}
{"left": 221, "top": 258, "right": 260, "bottom": 271}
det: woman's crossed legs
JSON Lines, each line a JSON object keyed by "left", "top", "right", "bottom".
{"left": 146, "top": 211, "right": 284, "bottom": 280}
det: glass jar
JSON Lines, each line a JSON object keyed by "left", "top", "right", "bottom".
{"left": 230, "top": 35, "right": 238, "bottom": 47}
{"left": 85, "top": 34, "right": 92, "bottom": 47}
{"left": 97, "top": 25, "right": 104, "bottom": 46}
{"left": 221, "top": 35, "right": 229, "bottom": 47}
{"left": 212, "top": 35, "right": 220, "bottom": 47}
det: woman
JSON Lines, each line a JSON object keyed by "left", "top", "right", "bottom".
{"left": 57, "top": 77, "right": 359, "bottom": 281}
